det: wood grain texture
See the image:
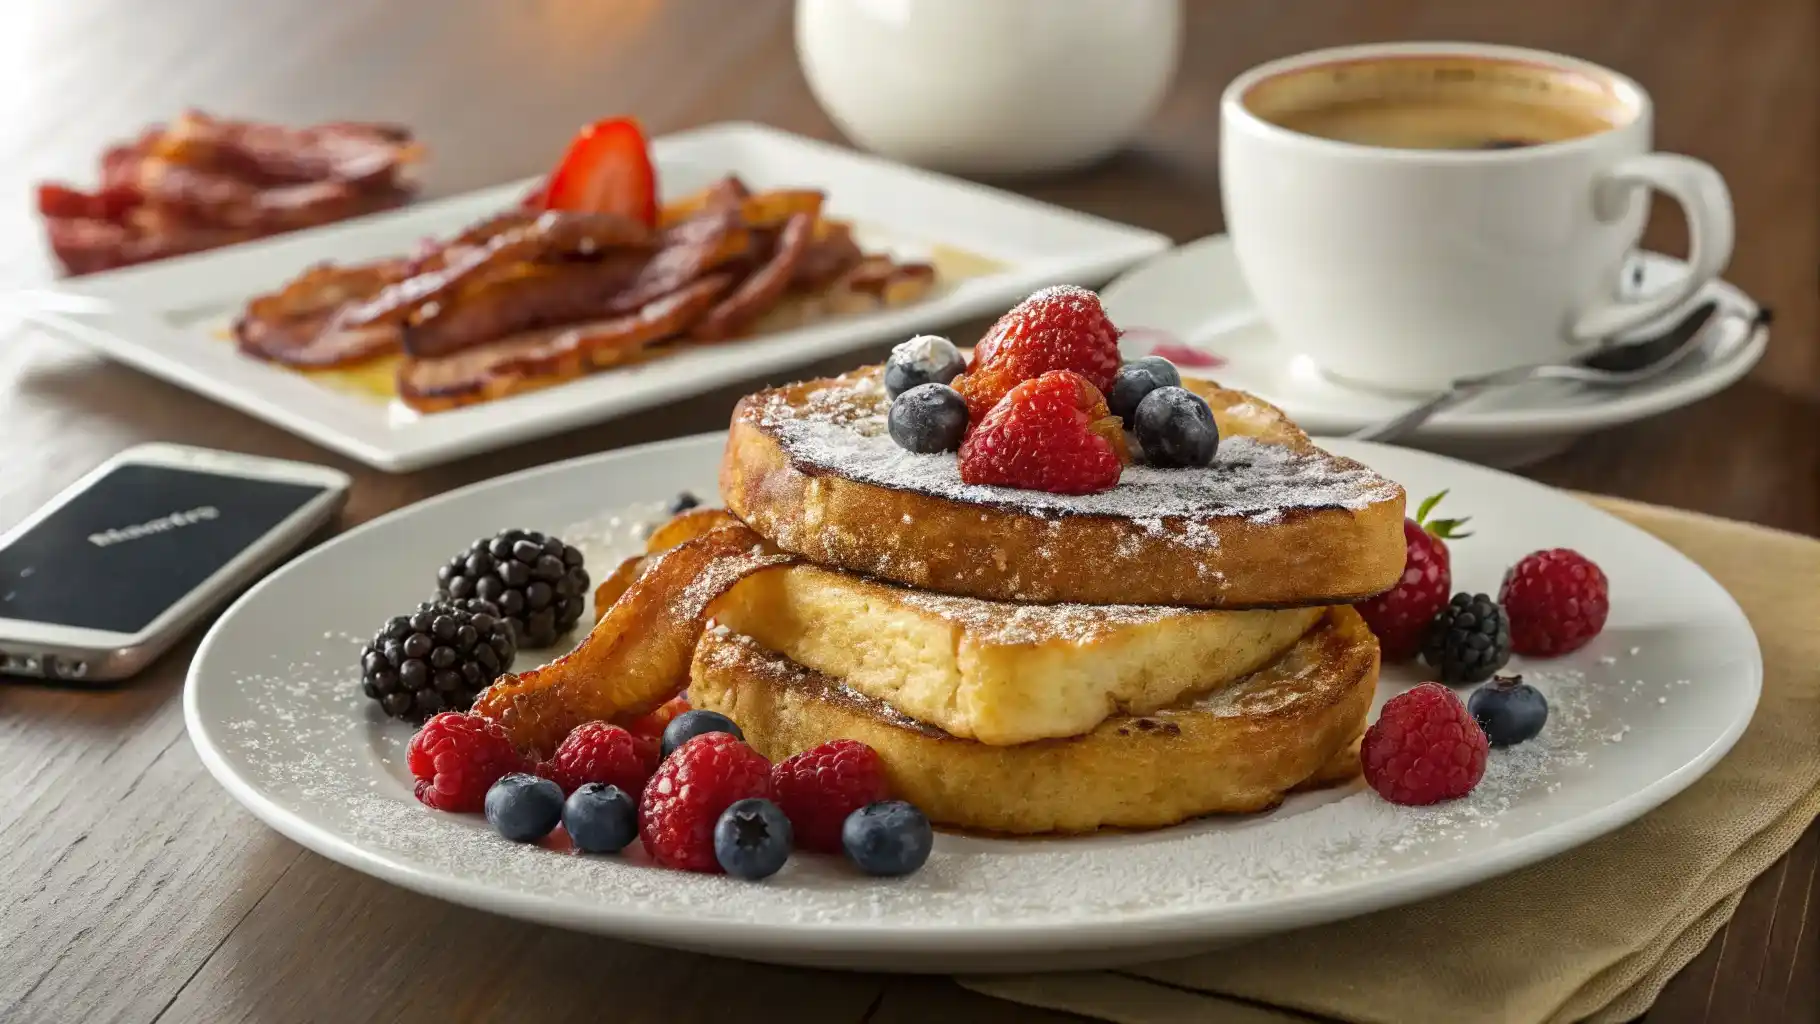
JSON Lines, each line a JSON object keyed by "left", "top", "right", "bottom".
{"left": 0, "top": 1, "right": 1813, "bottom": 1022}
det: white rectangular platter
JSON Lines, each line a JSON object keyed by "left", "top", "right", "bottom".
{"left": 19, "top": 122, "right": 1170, "bottom": 472}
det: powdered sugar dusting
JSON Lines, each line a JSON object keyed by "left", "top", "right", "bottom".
{"left": 1023, "top": 283, "right": 1102, "bottom": 309}
{"left": 890, "top": 334, "right": 958, "bottom": 375}
{"left": 754, "top": 375, "right": 1398, "bottom": 529}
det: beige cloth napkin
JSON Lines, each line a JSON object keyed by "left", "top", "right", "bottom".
{"left": 964, "top": 497, "right": 1820, "bottom": 1024}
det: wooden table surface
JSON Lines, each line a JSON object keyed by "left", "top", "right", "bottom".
{"left": 1, "top": 1, "right": 1814, "bottom": 1021}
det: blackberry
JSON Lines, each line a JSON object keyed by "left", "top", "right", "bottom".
{"left": 359, "top": 599, "right": 517, "bottom": 721}
{"left": 437, "top": 529, "right": 590, "bottom": 647}
{"left": 1421, "top": 592, "right": 1512, "bottom": 684}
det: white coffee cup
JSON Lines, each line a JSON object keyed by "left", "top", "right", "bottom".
{"left": 1219, "top": 42, "right": 1734, "bottom": 390}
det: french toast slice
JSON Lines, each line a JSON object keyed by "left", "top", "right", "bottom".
{"left": 721, "top": 366, "right": 1407, "bottom": 608}
{"left": 708, "top": 562, "right": 1323, "bottom": 745}
{"left": 689, "top": 606, "right": 1379, "bottom": 834}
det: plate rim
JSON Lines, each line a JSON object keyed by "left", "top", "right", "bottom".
{"left": 1102, "top": 234, "right": 1769, "bottom": 438}
{"left": 184, "top": 432, "right": 1764, "bottom": 961}
{"left": 20, "top": 122, "right": 1171, "bottom": 473}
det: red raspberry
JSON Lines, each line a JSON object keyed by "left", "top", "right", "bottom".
{"left": 1362, "top": 682, "right": 1489, "bottom": 806}
{"left": 958, "top": 370, "right": 1126, "bottom": 494}
{"left": 547, "top": 721, "right": 649, "bottom": 796}
{"left": 1356, "top": 490, "right": 1470, "bottom": 661}
{"left": 638, "top": 732, "right": 771, "bottom": 872}
{"left": 1500, "top": 548, "right": 1610, "bottom": 657}
{"left": 953, "top": 285, "right": 1122, "bottom": 422}
{"left": 770, "top": 740, "right": 891, "bottom": 853}
{"left": 407, "top": 712, "right": 523, "bottom": 813}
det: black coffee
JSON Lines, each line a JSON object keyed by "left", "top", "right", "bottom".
{"left": 1244, "top": 55, "right": 1630, "bottom": 151}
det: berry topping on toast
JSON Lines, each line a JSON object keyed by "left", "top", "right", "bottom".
{"left": 958, "top": 370, "right": 1127, "bottom": 494}
{"left": 953, "top": 285, "right": 1121, "bottom": 423}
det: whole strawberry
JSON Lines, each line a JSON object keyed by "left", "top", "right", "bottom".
{"left": 1500, "top": 548, "right": 1610, "bottom": 656}
{"left": 771, "top": 739, "right": 892, "bottom": 853}
{"left": 1362, "top": 682, "right": 1489, "bottom": 806}
{"left": 638, "top": 732, "right": 771, "bottom": 872}
{"left": 1356, "top": 491, "right": 1470, "bottom": 661}
{"left": 952, "top": 285, "right": 1122, "bottom": 423}
{"left": 959, "top": 370, "right": 1127, "bottom": 494}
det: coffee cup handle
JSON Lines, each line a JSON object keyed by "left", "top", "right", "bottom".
{"left": 1571, "top": 153, "right": 1735, "bottom": 342}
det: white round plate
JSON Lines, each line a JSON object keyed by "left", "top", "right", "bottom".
{"left": 1102, "top": 236, "right": 1767, "bottom": 460}
{"left": 186, "top": 434, "right": 1761, "bottom": 973}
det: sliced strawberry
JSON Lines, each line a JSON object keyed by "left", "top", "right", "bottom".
{"left": 540, "top": 117, "right": 657, "bottom": 227}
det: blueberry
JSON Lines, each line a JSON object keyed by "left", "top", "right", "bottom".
{"left": 841, "top": 800, "right": 934, "bottom": 877}
{"left": 883, "top": 334, "right": 966, "bottom": 399}
{"left": 713, "top": 798, "right": 794, "bottom": 880}
{"left": 1107, "top": 356, "right": 1182, "bottom": 421}
{"left": 1133, "top": 386, "right": 1219, "bottom": 468}
{"left": 660, "top": 709, "right": 744, "bottom": 759}
{"left": 666, "top": 491, "right": 700, "bottom": 515}
{"left": 887, "top": 383, "right": 969, "bottom": 454}
{"left": 1468, "top": 675, "right": 1549, "bottom": 747}
{"left": 484, "top": 773, "right": 564, "bottom": 842}
{"left": 563, "top": 783, "right": 638, "bottom": 854}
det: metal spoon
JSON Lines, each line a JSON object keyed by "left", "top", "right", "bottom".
{"left": 1349, "top": 300, "right": 1731, "bottom": 444}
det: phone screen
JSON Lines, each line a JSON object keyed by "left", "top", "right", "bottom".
{"left": 0, "top": 463, "right": 330, "bottom": 634}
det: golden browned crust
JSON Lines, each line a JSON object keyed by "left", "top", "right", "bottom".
{"left": 720, "top": 368, "right": 1407, "bottom": 608}
{"left": 689, "top": 607, "right": 1379, "bottom": 834}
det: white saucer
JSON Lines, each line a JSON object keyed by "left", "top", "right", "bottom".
{"left": 1101, "top": 236, "right": 1768, "bottom": 466}
{"left": 185, "top": 433, "right": 1760, "bottom": 972}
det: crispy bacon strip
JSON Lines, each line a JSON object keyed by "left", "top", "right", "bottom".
{"left": 658, "top": 175, "right": 751, "bottom": 226}
{"left": 39, "top": 111, "right": 421, "bottom": 276}
{"left": 792, "top": 219, "right": 864, "bottom": 291}
{"left": 394, "top": 273, "right": 731, "bottom": 410}
{"left": 234, "top": 259, "right": 413, "bottom": 368}
{"left": 605, "top": 209, "right": 743, "bottom": 314}
{"left": 692, "top": 211, "right": 815, "bottom": 341}
{"left": 138, "top": 161, "right": 411, "bottom": 231}
{"left": 342, "top": 211, "right": 655, "bottom": 331}
{"left": 472, "top": 524, "right": 796, "bottom": 755}
{"left": 150, "top": 110, "right": 419, "bottom": 186}
{"left": 397, "top": 255, "right": 647, "bottom": 358}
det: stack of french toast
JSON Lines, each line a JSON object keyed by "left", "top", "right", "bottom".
{"left": 475, "top": 287, "right": 1409, "bottom": 835}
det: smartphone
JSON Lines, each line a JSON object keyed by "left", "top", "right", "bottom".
{"left": 0, "top": 443, "right": 350, "bottom": 682}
